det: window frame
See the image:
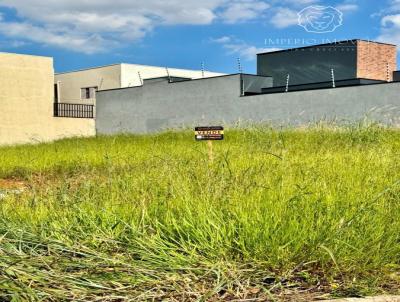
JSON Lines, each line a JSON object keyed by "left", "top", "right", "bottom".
{"left": 80, "top": 86, "right": 98, "bottom": 100}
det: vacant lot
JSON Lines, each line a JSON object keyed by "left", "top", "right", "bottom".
{"left": 0, "top": 126, "right": 399, "bottom": 301}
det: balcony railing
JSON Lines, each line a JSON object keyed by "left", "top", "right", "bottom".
{"left": 54, "top": 103, "right": 94, "bottom": 119}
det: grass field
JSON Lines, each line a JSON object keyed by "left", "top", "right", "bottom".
{"left": 0, "top": 125, "right": 399, "bottom": 301}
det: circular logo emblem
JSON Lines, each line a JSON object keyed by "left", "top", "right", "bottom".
{"left": 298, "top": 6, "right": 343, "bottom": 33}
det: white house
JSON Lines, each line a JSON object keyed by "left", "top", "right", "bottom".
{"left": 54, "top": 63, "right": 225, "bottom": 104}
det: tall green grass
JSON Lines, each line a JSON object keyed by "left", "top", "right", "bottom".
{"left": 0, "top": 125, "right": 399, "bottom": 300}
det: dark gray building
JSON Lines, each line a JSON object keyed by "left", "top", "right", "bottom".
{"left": 257, "top": 40, "right": 397, "bottom": 87}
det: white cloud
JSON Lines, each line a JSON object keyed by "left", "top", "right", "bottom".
{"left": 210, "top": 36, "right": 232, "bottom": 43}
{"left": 280, "top": 0, "right": 319, "bottom": 6}
{"left": 378, "top": 15, "right": 400, "bottom": 46}
{"left": 0, "top": 39, "right": 28, "bottom": 50}
{"left": 219, "top": 0, "right": 270, "bottom": 23}
{"left": 377, "top": 1, "right": 400, "bottom": 48}
{"left": 335, "top": 0, "right": 358, "bottom": 13}
{"left": 225, "top": 44, "right": 281, "bottom": 59}
{"left": 336, "top": 4, "right": 358, "bottom": 12}
{"left": 269, "top": 0, "right": 355, "bottom": 30}
{"left": 0, "top": 0, "right": 270, "bottom": 54}
{"left": 269, "top": 8, "right": 298, "bottom": 29}
{"left": 381, "top": 14, "right": 400, "bottom": 27}
{"left": 211, "top": 36, "right": 281, "bottom": 60}
{"left": 0, "top": 20, "right": 119, "bottom": 54}
{"left": 387, "top": 0, "right": 400, "bottom": 12}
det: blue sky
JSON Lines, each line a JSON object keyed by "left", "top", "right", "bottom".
{"left": 0, "top": 0, "right": 399, "bottom": 74}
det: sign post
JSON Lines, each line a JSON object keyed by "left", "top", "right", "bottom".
{"left": 195, "top": 126, "right": 224, "bottom": 163}
{"left": 207, "top": 140, "right": 214, "bottom": 162}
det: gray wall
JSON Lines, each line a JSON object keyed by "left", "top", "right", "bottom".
{"left": 257, "top": 42, "right": 357, "bottom": 87}
{"left": 97, "top": 75, "right": 241, "bottom": 134}
{"left": 96, "top": 74, "right": 400, "bottom": 135}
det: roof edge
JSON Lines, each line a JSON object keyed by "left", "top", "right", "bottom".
{"left": 257, "top": 39, "right": 397, "bottom": 56}
{"left": 56, "top": 62, "right": 224, "bottom": 75}
{"left": 55, "top": 63, "right": 122, "bottom": 75}
{"left": 0, "top": 52, "right": 53, "bottom": 60}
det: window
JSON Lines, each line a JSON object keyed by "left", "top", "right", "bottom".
{"left": 81, "top": 87, "right": 97, "bottom": 99}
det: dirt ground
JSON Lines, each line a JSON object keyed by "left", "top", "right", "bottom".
{"left": 0, "top": 178, "right": 27, "bottom": 190}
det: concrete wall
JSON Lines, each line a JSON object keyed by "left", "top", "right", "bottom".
{"left": 0, "top": 52, "right": 95, "bottom": 146}
{"left": 96, "top": 74, "right": 400, "bottom": 135}
{"left": 96, "top": 75, "right": 241, "bottom": 134}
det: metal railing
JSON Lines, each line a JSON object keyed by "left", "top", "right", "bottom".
{"left": 54, "top": 103, "right": 94, "bottom": 119}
